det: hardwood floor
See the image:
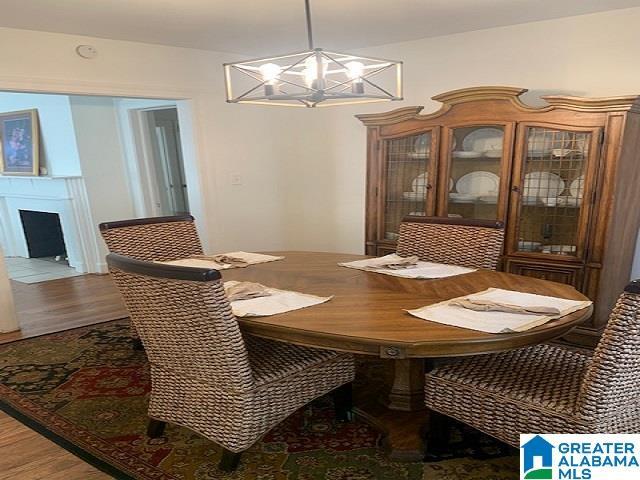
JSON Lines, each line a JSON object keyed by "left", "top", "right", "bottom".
{"left": 1, "top": 273, "right": 126, "bottom": 343}
{"left": 1, "top": 274, "right": 127, "bottom": 478}
{"left": 0, "top": 413, "right": 111, "bottom": 480}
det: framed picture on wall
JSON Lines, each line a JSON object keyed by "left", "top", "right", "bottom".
{"left": 0, "top": 109, "right": 40, "bottom": 176}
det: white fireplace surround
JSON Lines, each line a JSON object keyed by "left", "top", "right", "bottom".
{"left": 0, "top": 176, "right": 105, "bottom": 273}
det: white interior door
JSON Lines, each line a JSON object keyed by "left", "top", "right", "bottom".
{"left": 148, "top": 108, "right": 190, "bottom": 216}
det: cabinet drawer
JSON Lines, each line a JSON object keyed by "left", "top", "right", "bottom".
{"left": 505, "top": 258, "right": 584, "bottom": 289}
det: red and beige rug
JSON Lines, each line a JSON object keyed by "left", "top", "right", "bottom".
{"left": 0, "top": 319, "right": 518, "bottom": 479}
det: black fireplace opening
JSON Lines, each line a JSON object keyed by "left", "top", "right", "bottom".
{"left": 19, "top": 210, "right": 67, "bottom": 258}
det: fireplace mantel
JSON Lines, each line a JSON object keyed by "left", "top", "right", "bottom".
{"left": 0, "top": 175, "right": 82, "bottom": 179}
{"left": 0, "top": 176, "right": 105, "bottom": 273}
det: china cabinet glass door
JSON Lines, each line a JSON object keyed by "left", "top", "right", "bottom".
{"left": 511, "top": 125, "right": 599, "bottom": 259}
{"left": 381, "top": 130, "right": 436, "bottom": 241}
{"left": 442, "top": 124, "right": 510, "bottom": 221}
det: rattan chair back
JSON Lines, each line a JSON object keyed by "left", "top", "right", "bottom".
{"left": 578, "top": 280, "right": 640, "bottom": 423}
{"left": 99, "top": 215, "right": 203, "bottom": 262}
{"left": 396, "top": 216, "right": 505, "bottom": 270}
{"left": 106, "top": 253, "right": 254, "bottom": 392}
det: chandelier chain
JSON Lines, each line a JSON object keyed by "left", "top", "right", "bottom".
{"left": 304, "top": 0, "right": 314, "bottom": 49}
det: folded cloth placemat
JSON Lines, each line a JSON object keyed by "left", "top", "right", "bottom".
{"left": 367, "top": 255, "right": 420, "bottom": 270}
{"left": 159, "top": 251, "right": 284, "bottom": 270}
{"left": 339, "top": 253, "right": 475, "bottom": 279}
{"left": 224, "top": 281, "right": 272, "bottom": 302}
{"left": 224, "top": 280, "right": 332, "bottom": 317}
{"left": 204, "top": 254, "right": 249, "bottom": 268}
{"left": 407, "top": 287, "right": 592, "bottom": 333}
{"left": 448, "top": 298, "right": 561, "bottom": 315}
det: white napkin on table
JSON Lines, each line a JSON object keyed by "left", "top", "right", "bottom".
{"left": 407, "top": 287, "right": 592, "bottom": 333}
{"left": 224, "top": 281, "right": 272, "bottom": 302}
{"left": 367, "top": 255, "right": 420, "bottom": 270}
{"left": 224, "top": 281, "right": 332, "bottom": 317}
{"left": 159, "top": 251, "right": 284, "bottom": 270}
{"left": 339, "top": 253, "right": 475, "bottom": 279}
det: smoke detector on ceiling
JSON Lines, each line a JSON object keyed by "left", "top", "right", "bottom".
{"left": 76, "top": 45, "right": 98, "bottom": 59}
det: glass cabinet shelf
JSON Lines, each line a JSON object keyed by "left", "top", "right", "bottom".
{"left": 448, "top": 199, "right": 498, "bottom": 205}
{"left": 387, "top": 159, "right": 430, "bottom": 165}
{"left": 381, "top": 131, "right": 433, "bottom": 239}
{"left": 446, "top": 125, "right": 506, "bottom": 221}
{"left": 527, "top": 156, "right": 584, "bottom": 161}
{"left": 514, "top": 127, "right": 590, "bottom": 258}
{"left": 522, "top": 204, "right": 582, "bottom": 209}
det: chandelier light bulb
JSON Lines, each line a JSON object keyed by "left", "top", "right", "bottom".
{"left": 346, "top": 61, "right": 365, "bottom": 94}
{"left": 259, "top": 63, "right": 281, "bottom": 85}
{"left": 303, "top": 56, "right": 328, "bottom": 89}
{"left": 303, "top": 58, "right": 317, "bottom": 87}
{"left": 259, "top": 62, "right": 281, "bottom": 96}
{"left": 345, "top": 61, "right": 364, "bottom": 80}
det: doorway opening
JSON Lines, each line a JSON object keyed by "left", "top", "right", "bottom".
{"left": 138, "top": 107, "right": 190, "bottom": 216}
{"left": 0, "top": 92, "right": 201, "bottom": 285}
{"left": 0, "top": 84, "right": 204, "bottom": 341}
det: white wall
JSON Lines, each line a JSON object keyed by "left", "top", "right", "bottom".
{"left": 0, "top": 92, "right": 81, "bottom": 176}
{"left": 283, "top": 7, "right": 640, "bottom": 274}
{"left": 69, "top": 96, "right": 136, "bottom": 260}
{"left": 0, "top": 26, "right": 304, "bottom": 253}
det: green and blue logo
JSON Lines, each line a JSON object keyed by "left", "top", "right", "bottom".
{"left": 520, "top": 434, "right": 640, "bottom": 479}
{"left": 521, "top": 435, "right": 554, "bottom": 479}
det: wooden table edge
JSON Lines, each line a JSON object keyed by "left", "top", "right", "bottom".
{"left": 239, "top": 304, "right": 593, "bottom": 358}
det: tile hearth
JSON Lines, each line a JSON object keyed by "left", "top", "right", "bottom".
{"left": 5, "top": 256, "right": 84, "bottom": 284}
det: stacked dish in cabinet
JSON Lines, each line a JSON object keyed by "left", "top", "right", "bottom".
{"left": 448, "top": 127, "right": 503, "bottom": 206}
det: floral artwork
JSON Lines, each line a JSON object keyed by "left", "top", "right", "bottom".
{"left": 0, "top": 109, "right": 39, "bottom": 175}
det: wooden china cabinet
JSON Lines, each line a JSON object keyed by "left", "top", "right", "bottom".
{"left": 357, "top": 86, "right": 640, "bottom": 346}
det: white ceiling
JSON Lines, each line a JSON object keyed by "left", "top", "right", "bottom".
{"left": 2, "top": 0, "right": 640, "bottom": 56}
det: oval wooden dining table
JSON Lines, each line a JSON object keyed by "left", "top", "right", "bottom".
{"left": 222, "top": 251, "right": 593, "bottom": 460}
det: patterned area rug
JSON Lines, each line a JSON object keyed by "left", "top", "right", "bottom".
{"left": 0, "top": 320, "right": 518, "bottom": 479}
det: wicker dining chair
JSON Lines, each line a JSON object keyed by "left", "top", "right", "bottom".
{"left": 106, "top": 253, "right": 356, "bottom": 472}
{"left": 424, "top": 279, "right": 640, "bottom": 450}
{"left": 99, "top": 215, "right": 203, "bottom": 262}
{"left": 99, "top": 215, "right": 204, "bottom": 348}
{"left": 396, "top": 216, "right": 505, "bottom": 270}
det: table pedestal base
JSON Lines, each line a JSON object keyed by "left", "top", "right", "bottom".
{"left": 353, "top": 358, "right": 428, "bottom": 462}
{"left": 354, "top": 399, "right": 429, "bottom": 461}
{"left": 382, "top": 358, "right": 426, "bottom": 411}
